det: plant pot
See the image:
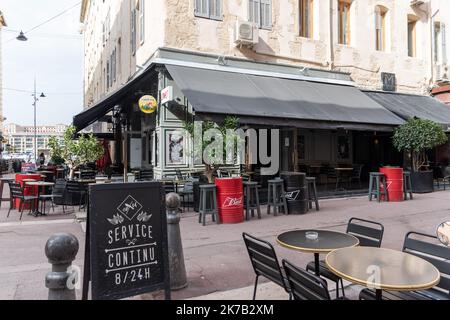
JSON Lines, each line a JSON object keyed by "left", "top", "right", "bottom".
{"left": 411, "top": 170, "right": 434, "bottom": 193}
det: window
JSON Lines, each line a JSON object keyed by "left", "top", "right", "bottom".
{"left": 407, "top": 15, "right": 417, "bottom": 57}
{"left": 299, "top": 0, "right": 313, "bottom": 38}
{"left": 249, "top": 0, "right": 272, "bottom": 30}
{"left": 338, "top": 0, "right": 351, "bottom": 45}
{"left": 195, "top": 0, "right": 223, "bottom": 20}
{"left": 434, "top": 22, "right": 447, "bottom": 64}
{"left": 375, "top": 6, "right": 387, "bottom": 51}
{"left": 139, "top": 0, "right": 145, "bottom": 44}
{"left": 131, "top": 7, "right": 137, "bottom": 55}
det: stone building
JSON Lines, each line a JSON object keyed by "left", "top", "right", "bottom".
{"left": 0, "top": 11, "right": 6, "bottom": 140}
{"left": 76, "top": 0, "right": 450, "bottom": 182}
{"left": 2, "top": 123, "right": 67, "bottom": 157}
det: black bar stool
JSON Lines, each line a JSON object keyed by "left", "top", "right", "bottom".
{"left": 267, "top": 179, "right": 287, "bottom": 216}
{"left": 368, "top": 172, "right": 389, "bottom": 202}
{"left": 306, "top": 177, "right": 320, "bottom": 211}
{"left": 198, "top": 184, "right": 219, "bottom": 226}
{"left": 403, "top": 171, "right": 413, "bottom": 200}
{"left": 244, "top": 181, "right": 261, "bottom": 220}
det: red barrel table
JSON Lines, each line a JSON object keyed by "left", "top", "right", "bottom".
{"left": 15, "top": 173, "right": 42, "bottom": 209}
{"left": 379, "top": 167, "right": 404, "bottom": 202}
{"left": 215, "top": 177, "right": 244, "bottom": 224}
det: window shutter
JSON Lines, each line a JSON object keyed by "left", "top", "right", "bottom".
{"left": 442, "top": 23, "right": 447, "bottom": 64}
{"left": 210, "top": 0, "right": 222, "bottom": 20}
{"left": 195, "top": 0, "right": 209, "bottom": 18}
{"left": 260, "top": 0, "right": 272, "bottom": 29}
{"left": 249, "top": 0, "right": 260, "bottom": 26}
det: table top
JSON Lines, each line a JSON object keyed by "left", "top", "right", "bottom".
{"left": 21, "top": 179, "right": 37, "bottom": 182}
{"left": 326, "top": 247, "right": 440, "bottom": 291}
{"left": 277, "top": 230, "right": 359, "bottom": 253}
{"left": 25, "top": 181, "right": 55, "bottom": 187}
{"left": 335, "top": 167, "right": 354, "bottom": 171}
{"left": 36, "top": 171, "right": 54, "bottom": 174}
{"left": 77, "top": 179, "right": 97, "bottom": 183}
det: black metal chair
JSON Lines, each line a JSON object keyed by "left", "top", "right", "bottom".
{"left": 79, "top": 170, "right": 96, "bottom": 180}
{"left": 179, "top": 180, "right": 194, "bottom": 212}
{"left": 350, "top": 164, "right": 364, "bottom": 189}
{"left": 39, "top": 180, "right": 66, "bottom": 214}
{"left": 66, "top": 181, "right": 87, "bottom": 210}
{"left": 7, "top": 181, "right": 38, "bottom": 220}
{"left": 283, "top": 259, "right": 343, "bottom": 300}
{"left": 137, "top": 169, "right": 153, "bottom": 181}
{"left": 306, "top": 218, "right": 384, "bottom": 298}
{"left": 359, "top": 231, "right": 449, "bottom": 300}
{"left": 242, "top": 233, "right": 291, "bottom": 300}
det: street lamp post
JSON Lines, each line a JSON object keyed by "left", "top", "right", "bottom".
{"left": 32, "top": 78, "right": 45, "bottom": 164}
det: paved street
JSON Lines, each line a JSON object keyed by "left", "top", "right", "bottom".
{"left": 0, "top": 187, "right": 449, "bottom": 300}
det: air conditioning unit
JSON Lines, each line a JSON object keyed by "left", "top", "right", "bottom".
{"left": 234, "top": 21, "right": 259, "bottom": 47}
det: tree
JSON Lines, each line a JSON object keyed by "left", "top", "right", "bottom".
{"left": 183, "top": 116, "right": 240, "bottom": 182}
{"left": 393, "top": 118, "right": 448, "bottom": 171}
{"left": 48, "top": 125, "right": 104, "bottom": 178}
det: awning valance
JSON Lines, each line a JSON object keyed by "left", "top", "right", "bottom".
{"left": 364, "top": 90, "right": 450, "bottom": 127}
{"left": 73, "top": 65, "right": 154, "bottom": 132}
{"left": 166, "top": 65, "right": 405, "bottom": 131}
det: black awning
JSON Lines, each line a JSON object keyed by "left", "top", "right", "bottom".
{"left": 364, "top": 90, "right": 450, "bottom": 127}
{"left": 166, "top": 65, "right": 405, "bottom": 131}
{"left": 73, "top": 66, "right": 154, "bottom": 132}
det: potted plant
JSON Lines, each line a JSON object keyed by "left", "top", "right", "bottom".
{"left": 183, "top": 116, "right": 240, "bottom": 183}
{"left": 48, "top": 125, "right": 104, "bottom": 179}
{"left": 393, "top": 118, "right": 448, "bottom": 193}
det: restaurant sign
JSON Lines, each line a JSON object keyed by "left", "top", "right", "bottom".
{"left": 82, "top": 182, "right": 170, "bottom": 300}
{"left": 138, "top": 95, "right": 158, "bottom": 114}
{"left": 381, "top": 72, "right": 396, "bottom": 92}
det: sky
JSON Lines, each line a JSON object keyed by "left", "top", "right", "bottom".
{"left": 1, "top": 0, "right": 84, "bottom": 126}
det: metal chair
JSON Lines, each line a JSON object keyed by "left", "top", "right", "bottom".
{"left": 403, "top": 171, "right": 413, "bottom": 200}
{"left": 306, "top": 218, "right": 384, "bottom": 298}
{"left": 179, "top": 180, "right": 194, "bottom": 212}
{"left": 360, "top": 231, "right": 449, "bottom": 300}
{"left": 137, "top": 169, "right": 154, "bottom": 181}
{"left": 242, "top": 233, "right": 291, "bottom": 300}
{"left": 350, "top": 164, "right": 364, "bottom": 189}
{"left": 198, "top": 184, "right": 218, "bottom": 226}
{"left": 368, "top": 172, "right": 389, "bottom": 202}
{"left": 66, "top": 181, "right": 87, "bottom": 210}
{"left": 7, "top": 181, "right": 38, "bottom": 220}
{"left": 283, "top": 259, "right": 343, "bottom": 300}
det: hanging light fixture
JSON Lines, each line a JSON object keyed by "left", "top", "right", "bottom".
{"left": 16, "top": 31, "right": 28, "bottom": 41}
{"left": 40, "top": 92, "right": 46, "bottom": 98}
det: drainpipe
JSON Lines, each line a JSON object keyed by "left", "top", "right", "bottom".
{"left": 430, "top": 8, "right": 440, "bottom": 89}
{"left": 328, "top": 0, "right": 334, "bottom": 70}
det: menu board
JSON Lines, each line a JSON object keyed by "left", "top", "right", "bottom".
{"left": 84, "top": 182, "right": 170, "bottom": 300}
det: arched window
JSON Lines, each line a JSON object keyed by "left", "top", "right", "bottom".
{"left": 375, "top": 5, "right": 388, "bottom": 51}
{"left": 338, "top": 0, "right": 352, "bottom": 45}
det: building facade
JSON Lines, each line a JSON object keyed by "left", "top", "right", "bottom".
{"left": 2, "top": 123, "right": 67, "bottom": 157}
{"left": 81, "top": 0, "right": 450, "bottom": 99}
{"left": 0, "top": 11, "right": 6, "bottom": 140}
{"left": 78, "top": 0, "right": 450, "bottom": 181}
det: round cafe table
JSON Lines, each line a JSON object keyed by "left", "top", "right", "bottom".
{"left": 326, "top": 247, "right": 440, "bottom": 300}
{"left": 277, "top": 230, "right": 359, "bottom": 276}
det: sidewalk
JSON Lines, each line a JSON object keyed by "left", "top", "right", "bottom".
{"left": 0, "top": 189, "right": 449, "bottom": 300}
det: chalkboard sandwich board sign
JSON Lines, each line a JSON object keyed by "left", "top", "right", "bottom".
{"left": 83, "top": 182, "right": 170, "bottom": 300}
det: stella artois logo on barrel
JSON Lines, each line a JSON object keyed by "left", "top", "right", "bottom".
{"left": 139, "top": 95, "right": 158, "bottom": 114}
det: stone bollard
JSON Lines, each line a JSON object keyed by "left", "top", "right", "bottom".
{"left": 45, "top": 233, "right": 79, "bottom": 300}
{"left": 166, "top": 193, "right": 188, "bottom": 290}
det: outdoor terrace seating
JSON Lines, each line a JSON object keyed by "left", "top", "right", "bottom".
{"left": 306, "top": 217, "right": 384, "bottom": 298}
